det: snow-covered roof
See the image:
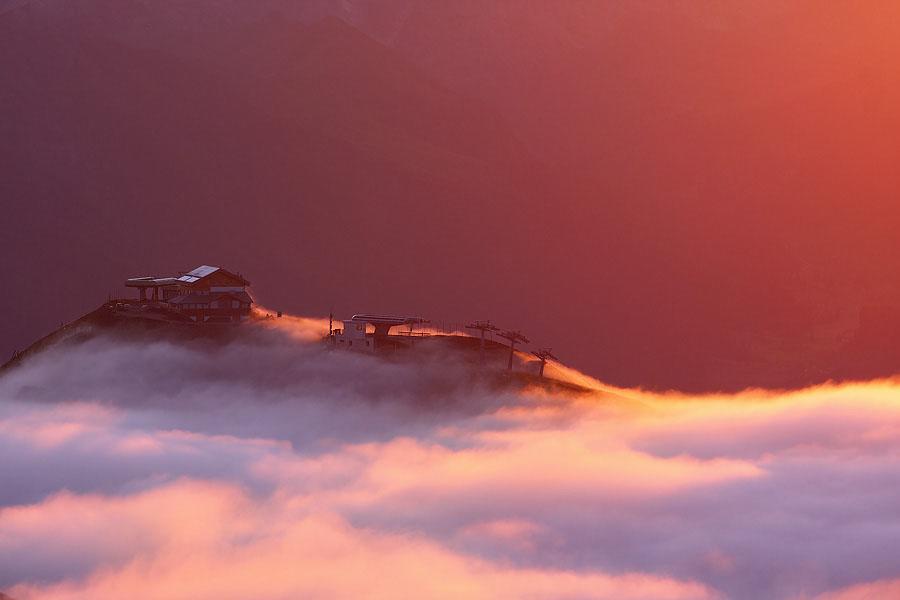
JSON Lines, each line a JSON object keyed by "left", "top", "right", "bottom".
{"left": 176, "top": 265, "right": 219, "bottom": 283}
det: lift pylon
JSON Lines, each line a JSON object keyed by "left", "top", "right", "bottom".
{"left": 498, "top": 330, "right": 530, "bottom": 371}
{"left": 466, "top": 320, "right": 501, "bottom": 364}
{"left": 531, "top": 348, "right": 559, "bottom": 378}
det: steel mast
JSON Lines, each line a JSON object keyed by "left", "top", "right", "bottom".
{"left": 466, "top": 320, "right": 500, "bottom": 364}
{"left": 531, "top": 348, "right": 559, "bottom": 378}
{"left": 498, "top": 330, "right": 530, "bottom": 371}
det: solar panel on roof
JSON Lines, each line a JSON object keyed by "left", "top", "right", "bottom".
{"left": 186, "top": 265, "right": 220, "bottom": 278}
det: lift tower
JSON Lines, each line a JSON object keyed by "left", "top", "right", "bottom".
{"left": 531, "top": 348, "right": 559, "bottom": 378}
{"left": 498, "top": 330, "right": 530, "bottom": 371}
{"left": 466, "top": 320, "right": 500, "bottom": 364}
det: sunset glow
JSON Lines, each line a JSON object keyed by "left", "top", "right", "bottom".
{"left": 3, "top": 2, "right": 900, "bottom": 598}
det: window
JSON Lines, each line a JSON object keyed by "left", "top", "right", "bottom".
{"left": 232, "top": 300, "right": 239, "bottom": 308}
{"left": 210, "top": 301, "right": 219, "bottom": 309}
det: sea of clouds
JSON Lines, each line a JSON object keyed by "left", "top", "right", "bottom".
{"left": 2, "top": 315, "right": 900, "bottom": 599}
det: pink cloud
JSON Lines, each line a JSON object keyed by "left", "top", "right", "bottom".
{"left": 6, "top": 481, "right": 715, "bottom": 600}
{"left": 3, "top": 328, "right": 900, "bottom": 599}
{"left": 814, "top": 578, "right": 900, "bottom": 600}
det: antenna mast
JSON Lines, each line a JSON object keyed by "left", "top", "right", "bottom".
{"left": 497, "top": 329, "right": 530, "bottom": 371}
{"left": 466, "top": 320, "right": 500, "bottom": 364}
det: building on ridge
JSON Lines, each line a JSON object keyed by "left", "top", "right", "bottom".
{"left": 124, "top": 265, "right": 252, "bottom": 323}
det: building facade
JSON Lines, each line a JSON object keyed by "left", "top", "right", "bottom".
{"left": 332, "top": 314, "right": 428, "bottom": 352}
{"left": 125, "top": 265, "right": 253, "bottom": 323}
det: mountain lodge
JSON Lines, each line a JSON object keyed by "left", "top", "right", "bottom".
{"left": 125, "top": 265, "right": 253, "bottom": 323}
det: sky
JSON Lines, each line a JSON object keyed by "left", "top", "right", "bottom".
{"left": 2, "top": 1, "right": 900, "bottom": 390}
{"left": 3, "top": 317, "right": 900, "bottom": 599}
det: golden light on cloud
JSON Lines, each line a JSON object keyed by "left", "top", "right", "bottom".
{"left": 2, "top": 320, "right": 900, "bottom": 599}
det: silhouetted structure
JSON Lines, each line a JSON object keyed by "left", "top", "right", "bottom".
{"left": 531, "top": 348, "right": 559, "bottom": 378}
{"left": 466, "top": 320, "right": 500, "bottom": 364}
{"left": 332, "top": 314, "right": 429, "bottom": 352}
{"left": 498, "top": 330, "right": 530, "bottom": 371}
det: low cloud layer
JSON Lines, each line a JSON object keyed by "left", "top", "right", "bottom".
{"left": 2, "top": 318, "right": 900, "bottom": 599}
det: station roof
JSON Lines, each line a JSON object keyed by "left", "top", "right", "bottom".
{"left": 350, "top": 314, "right": 428, "bottom": 326}
{"left": 125, "top": 276, "right": 180, "bottom": 287}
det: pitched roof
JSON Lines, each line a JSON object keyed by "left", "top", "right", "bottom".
{"left": 127, "top": 265, "right": 250, "bottom": 288}
{"left": 187, "top": 265, "right": 220, "bottom": 278}
{"left": 177, "top": 265, "right": 250, "bottom": 286}
{"left": 176, "top": 265, "right": 219, "bottom": 284}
